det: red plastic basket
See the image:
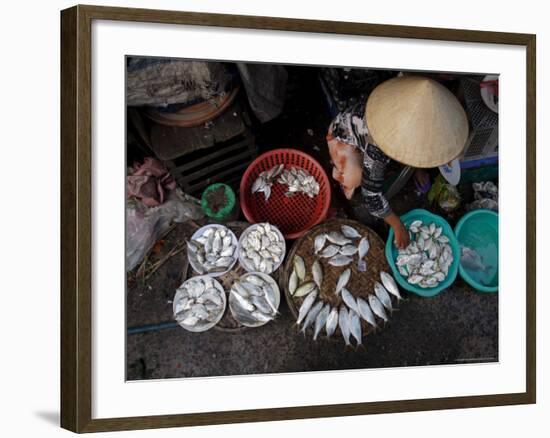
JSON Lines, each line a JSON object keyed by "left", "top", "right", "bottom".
{"left": 240, "top": 148, "right": 331, "bottom": 239}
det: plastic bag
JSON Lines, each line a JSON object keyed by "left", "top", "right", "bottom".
{"left": 126, "top": 190, "right": 204, "bottom": 271}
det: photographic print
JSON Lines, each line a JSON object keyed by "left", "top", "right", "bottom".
{"left": 125, "top": 58, "right": 499, "bottom": 381}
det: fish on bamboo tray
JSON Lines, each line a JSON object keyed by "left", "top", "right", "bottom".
{"left": 283, "top": 218, "right": 403, "bottom": 348}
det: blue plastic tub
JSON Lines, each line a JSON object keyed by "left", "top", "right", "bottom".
{"left": 454, "top": 209, "right": 498, "bottom": 293}
{"left": 385, "top": 209, "right": 460, "bottom": 297}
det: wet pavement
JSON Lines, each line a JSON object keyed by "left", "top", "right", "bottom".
{"left": 126, "top": 66, "right": 498, "bottom": 381}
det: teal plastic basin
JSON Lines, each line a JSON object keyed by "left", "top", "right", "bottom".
{"left": 385, "top": 209, "right": 460, "bottom": 297}
{"left": 454, "top": 209, "right": 498, "bottom": 293}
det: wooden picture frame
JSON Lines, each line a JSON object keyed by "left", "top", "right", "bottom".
{"left": 60, "top": 4, "right": 536, "bottom": 433}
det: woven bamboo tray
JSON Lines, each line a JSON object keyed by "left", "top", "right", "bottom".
{"left": 283, "top": 218, "right": 394, "bottom": 342}
{"left": 182, "top": 221, "right": 282, "bottom": 332}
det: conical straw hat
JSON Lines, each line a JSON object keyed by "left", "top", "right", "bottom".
{"left": 365, "top": 76, "right": 469, "bottom": 168}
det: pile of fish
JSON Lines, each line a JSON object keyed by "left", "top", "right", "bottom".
{"left": 239, "top": 223, "right": 285, "bottom": 274}
{"left": 277, "top": 167, "right": 320, "bottom": 198}
{"left": 173, "top": 277, "right": 225, "bottom": 331}
{"left": 250, "top": 164, "right": 320, "bottom": 201}
{"left": 314, "top": 224, "right": 371, "bottom": 271}
{"left": 396, "top": 220, "right": 454, "bottom": 288}
{"left": 187, "top": 225, "right": 237, "bottom": 275}
{"left": 251, "top": 164, "right": 285, "bottom": 200}
{"left": 229, "top": 273, "right": 279, "bottom": 326}
{"left": 295, "top": 270, "right": 403, "bottom": 347}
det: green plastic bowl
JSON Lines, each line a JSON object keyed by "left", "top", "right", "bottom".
{"left": 201, "top": 183, "right": 236, "bottom": 221}
{"left": 454, "top": 209, "right": 498, "bottom": 293}
{"left": 385, "top": 209, "right": 460, "bottom": 297}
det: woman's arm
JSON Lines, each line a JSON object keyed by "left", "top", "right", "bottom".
{"left": 362, "top": 144, "right": 410, "bottom": 249}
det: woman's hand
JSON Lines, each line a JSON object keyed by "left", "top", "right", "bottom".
{"left": 385, "top": 212, "right": 410, "bottom": 249}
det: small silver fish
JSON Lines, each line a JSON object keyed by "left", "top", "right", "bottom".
{"left": 374, "top": 281, "right": 393, "bottom": 312}
{"left": 339, "top": 244, "right": 358, "bottom": 256}
{"left": 356, "top": 297, "right": 378, "bottom": 328}
{"left": 293, "top": 255, "right": 306, "bottom": 281}
{"left": 341, "top": 288, "right": 358, "bottom": 313}
{"left": 294, "top": 281, "right": 317, "bottom": 298}
{"left": 349, "top": 310, "right": 362, "bottom": 347}
{"left": 338, "top": 306, "right": 351, "bottom": 347}
{"left": 357, "top": 236, "right": 370, "bottom": 271}
{"left": 326, "top": 231, "right": 352, "bottom": 246}
{"left": 288, "top": 269, "right": 299, "bottom": 295}
{"left": 312, "top": 260, "right": 323, "bottom": 289}
{"left": 313, "top": 304, "right": 331, "bottom": 341}
{"left": 301, "top": 300, "right": 324, "bottom": 333}
{"left": 341, "top": 224, "right": 361, "bottom": 239}
{"left": 314, "top": 233, "right": 327, "bottom": 254}
{"left": 335, "top": 268, "right": 351, "bottom": 295}
{"left": 319, "top": 244, "right": 340, "bottom": 258}
{"left": 368, "top": 294, "right": 389, "bottom": 322}
{"left": 296, "top": 290, "right": 318, "bottom": 325}
{"left": 328, "top": 254, "right": 353, "bottom": 267}
{"left": 230, "top": 289, "right": 255, "bottom": 312}
{"left": 325, "top": 307, "right": 339, "bottom": 338}
{"left": 380, "top": 271, "right": 403, "bottom": 301}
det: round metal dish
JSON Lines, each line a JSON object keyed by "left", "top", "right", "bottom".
{"left": 238, "top": 223, "right": 286, "bottom": 274}
{"left": 228, "top": 272, "right": 281, "bottom": 328}
{"left": 172, "top": 275, "right": 227, "bottom": 332}
{"left": 188, "top": 224, "right": 238, "bottom": 277}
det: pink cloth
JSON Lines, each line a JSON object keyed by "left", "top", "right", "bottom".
{"left": 127, "top": 157, "right": 177, "bottom": 207}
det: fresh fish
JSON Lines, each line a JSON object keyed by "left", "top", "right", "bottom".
{"left": 339, "top": 244, "right": 358, "bottom": 256}
{"left": 293, "top": 255, "right": 306, "bottom": 281}
{"left": 319, "top": 244, "right": 340, "bottom": 258}
{"left": 230, "top": 289, "right": 255, "bottom": 312}
{"left": 251, "top": 295, "right": 272, "bottom": 314}
{"left": 301, "top": 301, "right": 324, "bottom": 333}
{"left": 314, "top": 233, "right": 327, "bottom": 254}
{"left": 357, "top": 236, "right": 370, "bottom": 271}
{"left": 338, "top": 306, "right": 351, "bottom": 347}
{"left": 296, "top": 290, "right": 318, "bottom": 325}
{"left": 409, "top": 220, "right": 423, "bottom": 233}
{"left": 174, "top": 277, "right": 225, "bottom": 328}
{"left": 325, "top": 307, "right": 339, "bottom": 338}
{"left": 294, "top": 281, "right": 317, "bottom": 298}
{"left": 349, "top": 310, "right": 362, "bottom": 347}
{"left": 374, "top": 281, "right": 393, "bottom": 312}
{"left": 326, "top": 231, "right": 352, "bottom": 246}
{"left": 313, "top": 304, "right": 331, "bottom": 341}
{"left": 335, "top": 268, "right": 351, "bottom": 295}
{"left": 368, "top": 295, "right": 389, "bottom": 323}
{"left": 407, "top": 274, "right": 423, "bottom": 285}
{"left": 239, "top": 223, "right": 284, "bottom": 273}
{"left": 190, "top": 225, "right": 237, "bottom": 274}
{"left": 380, "top": 271, "right": 403, "bottom": 301}
{"left": 288, "top": 269, "right": 299, "bottom": 295}
{"left": 356, "top": 297, "right": 378, "bottom": 328}
{"left": 312, "top": 260, "right": 323, "bottom": 289}
{"left": 328, "top": 254, "right": 353, "bottom": 266}
{"left": 341, "top": 224, "right": 361, "bottom": 239}
{"left": 341, "top": 288, "right": 358, "bottom": 313}
{"left": 277, "top": 167, "right": 320, "bottom": 198}
{"left": 251, "top": 311, "right": 273, "bottom": 323}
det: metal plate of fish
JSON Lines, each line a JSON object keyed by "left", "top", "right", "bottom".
{"left": 228, "top": 272, "right": 281, "bottom": 328}
{"left": 172, "top": 275, "right": 227, "bottom": 332}
{"left": 238, "top": 222, "right": 286, "bottom": 274}
{"left": 187, "top": 224, "right": 239, "bottom": 277}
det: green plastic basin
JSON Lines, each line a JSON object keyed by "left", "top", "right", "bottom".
{"left": 454, "top": 209, "right": 498, "bottom": 293}
{"left": 385, "top": 209, "right": 460, "bottom": 297}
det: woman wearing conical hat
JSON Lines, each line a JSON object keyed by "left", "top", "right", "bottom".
{"left": 327, "top": 75, "right": 469, "bottom": 249}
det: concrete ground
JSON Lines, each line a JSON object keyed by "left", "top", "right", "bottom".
{"left": 126, "top": 66, "right": 498, "bottom": 381}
